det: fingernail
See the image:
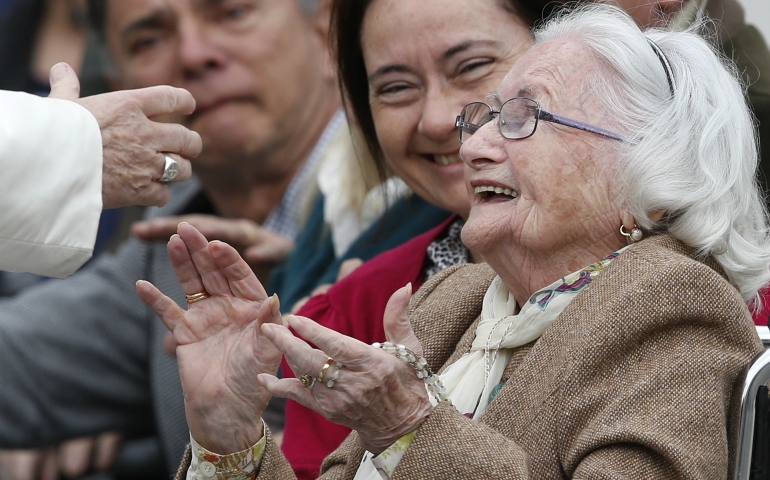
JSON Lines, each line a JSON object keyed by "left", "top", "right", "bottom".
{"left": 406, "top": 282, "right": 413, "bottom": 299}
{"left": 170, "top": 234, "right": 180, "bottom": 240}
{"left": 261, "top": 322, "right": 275, "bottom": 333}
{"left": 271, "top": 294, "right": 281, "bottom": 317}
{"left": 284, "top": 315, "right": 302, "bottom": 330}
{"left": 177, "top": 222, "right": 190, "bottom": 229}
{"left": 50, "top": 62, "right": 68, "bottom": 83}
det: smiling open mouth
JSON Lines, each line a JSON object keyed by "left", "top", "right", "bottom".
{"left": 425, "top": 154, "right": 463, "bottom": 166}
{"left": 474, "top": 185, "right": 519, "bottom": 201}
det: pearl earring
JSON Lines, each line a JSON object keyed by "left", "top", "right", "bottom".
{"left": 620, "top": 225, "right": 643, "bottom": 244}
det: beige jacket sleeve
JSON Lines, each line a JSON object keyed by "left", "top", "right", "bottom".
{"left": 0, "top": 91, "right": 102, "bottom": 278}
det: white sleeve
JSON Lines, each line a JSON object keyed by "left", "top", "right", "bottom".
{"left": 0, "top": 91, "right": 103, "bottom": 278}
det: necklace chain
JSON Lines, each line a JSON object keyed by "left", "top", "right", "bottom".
{"left": 484, "top": 314, "right": 515, "bottom": 386}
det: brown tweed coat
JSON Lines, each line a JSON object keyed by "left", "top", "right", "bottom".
{"left": 176, "top": 235, "right": 762, "bottom": 479}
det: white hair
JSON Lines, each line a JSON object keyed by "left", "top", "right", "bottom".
{"left": 534, "top": 3, "right": 770, "bottom": 302}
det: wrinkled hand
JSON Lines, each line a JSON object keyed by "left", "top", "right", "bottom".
{"left": 48, "top": 63, "right": 201, "bottom": 209}
{"left": 132, "top": 214, "right": 294, "bottom": 266}
{"left": 136, "top": 223, "right": 282, "bottom": 454}
{"left": 0, "top": 433, "right": 121, "bottom": 480}
{"left": 259, "top": 284, "right": 433, "bottom": 454}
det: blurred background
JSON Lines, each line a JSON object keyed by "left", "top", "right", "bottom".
{"left": 742, "top": 0, "right": 769, "bottom": 41}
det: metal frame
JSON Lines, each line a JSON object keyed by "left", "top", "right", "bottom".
{"left": 456, "top": 98, "right": 625, "bottom": 144}
{"left": 733, "top": 326, "right": 770, "bottom": 479}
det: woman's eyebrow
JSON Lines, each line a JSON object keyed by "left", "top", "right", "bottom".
{"left": 441, "top": 39, "right": 499, "bottom": 62}
{"left": 367, "top": 65, "right": 413, "bottom": 83}
{"left": 368, "top": 39, "right": 500, "bottom": 83}
{"left": 517, "top": 85, "right": 536, "bottom": 97}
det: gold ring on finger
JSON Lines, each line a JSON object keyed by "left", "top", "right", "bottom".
{"left": 317, "top": 357, "right": 334, "bottom": 383}
{"left": 299, "top": 374, "right": 316, "bottom": 389}
{"left": 186, "top": 291, "right": 210, "bottom": 304}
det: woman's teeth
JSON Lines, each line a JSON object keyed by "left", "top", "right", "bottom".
{"left": 435, "top": 154, "right": 462, "bottom": 166}
{"left": 473, "top": 185, "right": 518, "bottom": 198}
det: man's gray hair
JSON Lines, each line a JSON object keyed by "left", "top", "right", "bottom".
{"left": 535, "top": 3, "right": 770, "bottom": 302}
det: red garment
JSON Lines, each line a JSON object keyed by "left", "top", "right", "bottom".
{"left": 280, "top": 217, "right": 456, "bottom": 480}
{"left": 754, "top": 286, "right": 770, "bottom": 326}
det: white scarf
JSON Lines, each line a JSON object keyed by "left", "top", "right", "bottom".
{"left": 435, "top": 274, "right": 574, "bottom": 418}
{"left": 435, "top": 248, "right": 627, "bottom": 418}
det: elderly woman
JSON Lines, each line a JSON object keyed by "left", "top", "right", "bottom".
{"left": 138, "top": 4, "right": 769, "bottom": 479}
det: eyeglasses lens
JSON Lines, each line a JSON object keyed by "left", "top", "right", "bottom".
{"left": 459, "top": 102, "right": 492, "bottom": 143}
{"left": 500, "top": 98, "right": 538, "bottom": 140}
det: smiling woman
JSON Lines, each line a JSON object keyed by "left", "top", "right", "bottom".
{"left": 336, "top": 0, "right": 549, "bottom": 219}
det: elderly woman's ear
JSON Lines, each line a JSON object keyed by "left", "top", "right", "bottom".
{"left": 622, "top": 210, "right": 666, "bottom": 229}
{"left": 621, "top": 210, "right": 667, "bottom": 244}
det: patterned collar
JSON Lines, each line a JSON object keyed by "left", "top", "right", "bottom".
{"left": 424, "top": 218, "right": 469, "bottom": 280}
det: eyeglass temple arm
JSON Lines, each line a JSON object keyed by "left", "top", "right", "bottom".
{"left": 538, "top": 110, "right": 624, "bottom": 142}
{"left": 456, "top": 116, "right": 480, "bottom": 134}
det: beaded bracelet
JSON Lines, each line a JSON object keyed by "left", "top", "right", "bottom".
{"left": 372, "top": 341, "right": 453, "bottom": 406}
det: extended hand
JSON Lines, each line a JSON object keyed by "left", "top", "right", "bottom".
{"left": 132, "top": 214, "right": 295, "bottom": 267}
{"left": 259, "top": 285, "right": 433, "bottom": 454}
{"left": 136, "top": 223, "right": 281, "bottom": 454}
{"left": 48, "top": 63, "right": 201, "bottom": 209}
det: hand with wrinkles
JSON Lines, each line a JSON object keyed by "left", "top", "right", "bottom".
{"left": 136, "top": 223, "right": 282, "bottom": 453}
{"left": 259, "top": 293, "right": 433, "bottom": 455}
{"left": 138, "top": 224, "right": 432, "bottom": 455}
{"left": 49, "top": 63, "right": 201, "bottom": 209}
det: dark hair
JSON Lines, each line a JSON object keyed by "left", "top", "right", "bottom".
{"left": 331, "top": 0, "right": 564, "bottom": 181}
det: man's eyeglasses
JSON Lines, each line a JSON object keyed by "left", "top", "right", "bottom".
{"left": 455, "top": 97, "right": 624, "bottom": 144}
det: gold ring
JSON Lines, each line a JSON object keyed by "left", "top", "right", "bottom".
{"left": 317, "top": 357, "right": 333, "bottom": 383}
{"left": 299, "top": 374, "right": 316, "bottom": 389}
{"left": 186, "top": 292, "right": 210, "bottom": 304}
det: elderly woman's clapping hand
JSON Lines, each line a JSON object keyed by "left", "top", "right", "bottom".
{"left": 136, "top": 223, "right": 283, "bottom": 454}
{"left": 258, "top": 289, "right": 433, "bottom": 454}
{"left": 137, "top": 223, "right": 434, "bottom": 456}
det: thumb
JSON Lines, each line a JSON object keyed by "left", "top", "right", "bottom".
{"left": 383, "top": 283, "right": 422, "bottom": 356}
{"left": 48, "top": 63, "right": 81, "bottom": 100}
{"left": 256, "top": 294, "right": 284, "bottom": 328}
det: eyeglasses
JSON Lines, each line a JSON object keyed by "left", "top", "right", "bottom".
{"left": 455, "top": 97, "right": 624, "bottom": 144}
